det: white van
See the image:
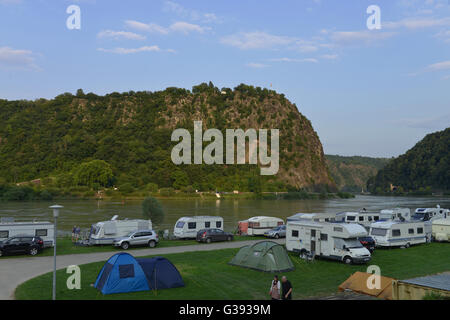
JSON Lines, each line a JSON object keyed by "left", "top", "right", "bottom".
{"left": 286, "top": 220, "right": 371, "bottom": 264}
{"left": 0, "top": 219, "right": 54, "bottom": 247}
{"left": 89, "top": 215, "right": 152, "bottom": 245}
{"left": 432, "top": 218, "right": 450, "bottom": 242}
{"left": 379, "top": 208, "right": 411, "bottom": 221}
{"left": 173, "top": 216, "right": 223, "bottom": 239}
{"left": 246, "top": 216, "right": 284, "bottom": 236}
{"left": 413, "top": 206, "right": 449, "bottom": 222}
{"left": 369, "top": 220, "right": 431, "bottom": 248}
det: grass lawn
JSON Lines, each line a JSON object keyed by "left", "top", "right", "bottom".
{"left": 0, "top": 236, "right": 266, "bottom": 259}
{"left": 15, "top": 242, "right": 450, "bottom": 300}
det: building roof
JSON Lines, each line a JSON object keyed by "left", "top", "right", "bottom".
{"left": 400, "top": 273, "right": 450, "bottom": 291}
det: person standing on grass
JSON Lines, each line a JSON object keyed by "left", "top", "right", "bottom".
{"left": 281, "top": 276, "right": 293, "bottom": 300}
{"left": 71, "top": 225, "right": 77, "bottom": 242}
{"left": 269, "top": 275, "right": 281, "bottom": 300}
{"left": 75, "top": 226, "right": 81, "bottom": 242}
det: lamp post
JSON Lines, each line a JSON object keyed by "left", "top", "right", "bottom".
{"left": 50, "top": 204, "right": 63, "bottom": 301}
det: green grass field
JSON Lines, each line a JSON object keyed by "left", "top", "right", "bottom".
{"left": 0, "top": 235, "right": 266, "bottom": 260}
{"left": 15, "top": 242, "right": 450, "bottom": 300}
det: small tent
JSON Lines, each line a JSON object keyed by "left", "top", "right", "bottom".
{"left": 94, "top": 253, "right": 184, "bottom": 295}
{"left": 229, "top": 241, "right": 294, "bottom": 272}
{"left": 338, "top": 272, "right": 394, "bottom": 300}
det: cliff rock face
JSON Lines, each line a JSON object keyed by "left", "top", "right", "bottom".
{"left": 367, "top": 128, "right": 450, "bottom": 193}
{"left": 0, "top": 83, "right": 334, "bottom": 191}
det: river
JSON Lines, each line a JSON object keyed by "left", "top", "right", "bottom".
{"left": 0, "top": 195, "right": 449, "bottom": 234}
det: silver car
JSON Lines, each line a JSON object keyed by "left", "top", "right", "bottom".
{"left": 264, "top": 225, "right": 286, "bottom": 239}
{"left": 113, "top": 230, "right": 159, "bottom": 250}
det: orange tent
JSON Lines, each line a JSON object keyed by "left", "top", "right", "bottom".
{"left": 338, "top": 271, "right": 395, "bottom": 300}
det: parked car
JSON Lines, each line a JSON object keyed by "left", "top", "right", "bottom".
{"left": 0, "top": 235, "right": 44, "bottom": 257}
{"left": 112, "top": 230, "right": 158, "bottom": 250}
{"left": 358, "top": 236, "right": 376, "bottom": 253}
{"left": 196, "top": 229, "right": 234, "bottom": 243}
{"left": 264, "top": 225, "right": 286, "bottom": 239}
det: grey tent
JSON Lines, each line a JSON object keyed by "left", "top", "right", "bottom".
{"left": 229, "top": 241, "right": 294, "bottom": 272}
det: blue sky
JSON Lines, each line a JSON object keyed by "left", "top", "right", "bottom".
{"left": 0, "top": 0, "right": 449, "bottom": 157}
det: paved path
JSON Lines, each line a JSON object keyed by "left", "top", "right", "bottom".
{"left": 0, "top": 239, "right": 284, "bottom": 300}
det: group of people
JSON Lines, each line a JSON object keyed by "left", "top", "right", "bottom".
{"left": 71, "top": 225, "right": 81, "bottom": 242}
{"left": 269, "top": 275, "right": 293, "bottom": 300}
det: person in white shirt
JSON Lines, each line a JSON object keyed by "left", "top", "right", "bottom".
{"left": 269, "top": 275, "right": 281, "bottom": 300}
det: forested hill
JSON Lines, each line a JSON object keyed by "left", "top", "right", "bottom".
{"left": 326, "top": 155, "right": 390, "bottom": 192}
{"left": 0, "top": 83, "right": 335, "bottom": 193}
{"left": 367, "top": 128, "right": 450, "bottom": 193}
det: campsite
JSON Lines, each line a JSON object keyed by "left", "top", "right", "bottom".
{"left": 15, "top": 242, "right": 450, "bottom": 300}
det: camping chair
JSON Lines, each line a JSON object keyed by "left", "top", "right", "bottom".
{"left": 300, "top": 251, "right": 315, "bottom": 262}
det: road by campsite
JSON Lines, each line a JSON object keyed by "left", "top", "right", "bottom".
{"left": 0, "top": 238, "right": 284, "bottom": 300}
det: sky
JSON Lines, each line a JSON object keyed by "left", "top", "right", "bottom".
{"left": 0, "top": 0, "right": 449, "bottom": 158}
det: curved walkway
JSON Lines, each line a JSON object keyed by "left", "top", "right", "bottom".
{"left": 0, "top": 238, "right": 284, "bottom": 300}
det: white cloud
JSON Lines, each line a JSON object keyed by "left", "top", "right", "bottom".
{"left": 97, "top": 46, "right": 174, "bottom": 54}
{"left": 0, "top": 46, "right": 39, "bottom": 70}
{"left": 169, "top": 21, "right": 209, "bottom": 34}
{"left": 384, "top": 16, "right": 450, "bottom": 29}
{"left": 330, "top": 31, "right": 396, "bottom": 46}
{"left": 220, "top": 32, "right": 294, "bottom": 50}
{"left": 163, "top": 1, "right": 220, "bottom": 23}
{"left": 320, "top": 54, "right": 338, "bottom": 60}
{"left": 246, "top": 62, "right": 269, "bottom": 68}
{"left": 434, "top": 29, "right": 450, "bottom": 43}
{"left": 269, "top": 57, "right": 318, "bottom": 63}
{"left": 125, "top": 20, "right": 169, "bottom": 35}
{"left": 126, "top": 20, "right": 208, "bottom": 35}
{"left": 425, "top": 60, "right": 450, "bottom": 71}
{"left": 97, "top": 30, "right": 146, "bottom": 40}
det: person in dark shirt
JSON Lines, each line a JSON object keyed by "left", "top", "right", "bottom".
{"left": 281, "top": 276, "right": 293, "bottom": 300}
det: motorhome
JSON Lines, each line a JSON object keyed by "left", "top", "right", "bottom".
{"left": 336, "top": 211, "right": 380, "bottom": 230}
{"left": 432, "top": 218, "right": 450, "bottom": 242}
{"left": 413, "top": 206, "right": 449, "bottom": 222}
{"left": 379, "top": 208, "right": 411, "bottom": 221}
{"left": 244, "top": 216, "right": 284, "bottom": 236}
{"left": 369, "top": 220, "right": 431, "bottom": 248}
{"left": 286, "top": 220, "right": 371, "bottom": 264}
{"left": 0, "top": 218, "right": 54, "bottom": 247}
{"left": 89, "top": 215, "right": 152, "bottom": 245}
{"left": 173, "top": 216, "right": 223, "bottom": 239}
{"left": 287, "top": 212, "right": 337, "bottom": 223}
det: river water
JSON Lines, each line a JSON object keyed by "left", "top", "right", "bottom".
{"left": 1, "top": 196, "right": 449, "bottom": 234}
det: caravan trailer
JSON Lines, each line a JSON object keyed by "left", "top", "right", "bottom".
{"left": 379, "top": 208, "right": 411, "bottom": 221}
{"left": 0, "top": 219, "right": 54, "bottom": 247}
{"left": 369, "top": 220, "right": 431, "bottom": 248}
{"left": 413, "top": 206, "right": 449, "bottom": 222}
{"left": 89, "top": 216, "right": 152, "bottom": 245}
{"left": 287, "top": 212, "right": 337, "bottom": 223}
{"left": 432, "top": 218, "right": 450, "bottom": 242}
{"left": 246, "top": 216, "right": 284, "bottom": 236}
{"left": 286, "top": 220, "right": 371, "bottom": 264}
{"left": 173, "top": 216, "right": 224, "bottom": 239}
{"left": 336, "top": 211, "right": 380, "bottom": 229}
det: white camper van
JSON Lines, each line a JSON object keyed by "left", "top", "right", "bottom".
{"left": 246, "top": 216, "right": 284, "bottom": 236}
{"left": 432, "top": 218, "right": 450, "bottom": 242}
{"left": 336, "top": 211, "right": 380, "bottom": 229}
{"left": 89, "top": 215, "right": 152, "bottom": 245}
{"left": 413, "top": 206, "right": 449, "bottom": 222}
{"left": 369, "top": 220, "right": 431, "bottom": 248}
{"left": 173, "top": 216, "right": 224, "bottom": 239}
{"left": 379, "top": 208, "right": 411, "bottom": 221}
{"left": 287, "top": 213, "right": 337, "bottom": 223}
{"left": 286, "top": 220, "right": 371, "bottom": 264}
{"left": 0, "top": 219, "right": 54, "bottom": 247}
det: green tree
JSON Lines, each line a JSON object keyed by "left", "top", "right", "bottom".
{"left": 142, "top": 196, "right": 164, "bottom": 226}
{"left": 73, "top": 160, "right": 114, "bottom": 188}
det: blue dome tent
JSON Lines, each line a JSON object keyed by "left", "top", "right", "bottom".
{"left": 94, "top": 253, "right": 184, "bottom": 295}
